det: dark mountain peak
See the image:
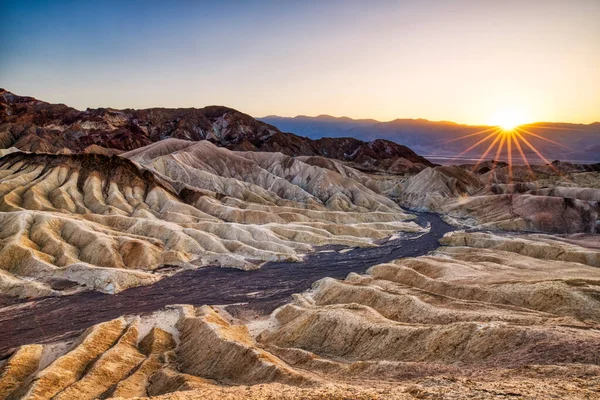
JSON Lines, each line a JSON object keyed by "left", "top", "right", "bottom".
{"left": 387, "top": 118, "right": 462, "bottom": 126}
{"left": 315, "top": 114, "right": 337, "bottom": 119}
{"left": 0, "top": 89, "right": 42, "bottom": 105}
{"left": 0, "top": 89, "right": 433, "bottom": 173}
{"left": 369, "top": 138, "right": 419, "bottom": 156}
{"left": 198, "top": 105, "right": 238, "bottom": 118}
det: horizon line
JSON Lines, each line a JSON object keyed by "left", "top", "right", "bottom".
{"left": 258, "top": 114, "right": 600, "bottom": 128}
{"left": 3, "top": 87, "right": 599, "bottom": 128}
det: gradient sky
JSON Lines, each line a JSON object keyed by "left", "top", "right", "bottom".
{"left": 1, "top": 0, "right": 599, "bottom": 124}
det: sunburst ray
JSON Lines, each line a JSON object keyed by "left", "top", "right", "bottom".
{"left": 512, "top": 130, "right": 561, "bottom": 174}
{"left": 456, "top": 128, "right": 502, "bottom": 158}
{"left": 506, "top": 132, "right": 513, "bottom": 182}
{"left": 448, "top": 117, "right": 575, "bottom": 183}
{"left": 488, "top": 133, "right": 507, "bottom": 183}
{"left": 471, "top": 131, "right": 503, "bottom": 172}
{"left": 521, "top": 124, "right": 587, "bottom": 132}
{"left": 438, "top": 126, "right": 500, "bottom": 145}
{"left": 515, "top": 127, "right": 571, "bottom": 149}
{"left": 512, "top": 131, "right": 535, "bottom": 177}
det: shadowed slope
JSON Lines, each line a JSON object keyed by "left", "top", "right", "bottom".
{"left": 398, "top": 165, "right": 600, "bottom": 233}
{"left": 2, "top": 231, "right": 600, "bottom": 399}
{"left": 0, "top": 145, "right": 420, "bottom": 299}
{"left": 0, "top": 89, "right": 433, "bottom": 173}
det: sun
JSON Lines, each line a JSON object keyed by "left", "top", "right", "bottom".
{"left": 441, "top": 108, "right": 570, "bottom": 184}
{"left": 499, "top": 120, "right": 519, "bottom": 132}
{"left": 489, "top": 109, "right": 528, "bottom": 132}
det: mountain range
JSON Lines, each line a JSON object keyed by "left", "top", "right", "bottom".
{"left": 0, "top": 89, "right": 431, "bottom": 174}
{"left": 1, "top": 89, "right": 600, "bottom": 399}
{"left": 260, "top": 114, "right": 600, "bottom": 163}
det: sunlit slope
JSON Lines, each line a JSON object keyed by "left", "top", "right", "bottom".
{"left": 2, "top": 232, "right": 599, "bottom": 399}
{"left": 397, "top": 164, "right": 600, "bottom": 233}
{"left": 0, "top": 146, "right": 419, "bottom": 299}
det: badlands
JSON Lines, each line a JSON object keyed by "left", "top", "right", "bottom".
{"left": 0, "top": 90, "right": 599, "bottom": 399}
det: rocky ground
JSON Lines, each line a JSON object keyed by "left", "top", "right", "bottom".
{"left": 1, "top": 231, "right": 599, "bottom": 399}
{"left": 0, "top": 213, "right": 451, "bottom": 355}
{"left": 1, "top": 89, "right": 599, "bottom": 399}
{"left": 396, "top": 161, "right": 600, "bottom": 233}
{"left": 0, "top": 141, "right": 423, "bottom": 299}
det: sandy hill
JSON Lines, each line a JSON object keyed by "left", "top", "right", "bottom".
{"left": 0, "top": 143, "right": 419, "bottom": 299}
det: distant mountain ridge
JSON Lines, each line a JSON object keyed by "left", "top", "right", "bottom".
{"left": 260, "top": 115, "right": 600, "bottom": 163}
{"left": 0, "top": 89, "right": 433, "bottom": 173}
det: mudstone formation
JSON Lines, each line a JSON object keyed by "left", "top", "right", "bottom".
{"left": 0, "top": 90, "right": 599, "bottom": 399}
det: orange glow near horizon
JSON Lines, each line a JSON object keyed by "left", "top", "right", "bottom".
{"left": 3, "top": 1, "right": 600, "bottom": 124}
{"left": 488, "top": 108, "right": 529, "bottom": 132}
{"left": 448, "top": 116, "right": 571, "bottom": 182}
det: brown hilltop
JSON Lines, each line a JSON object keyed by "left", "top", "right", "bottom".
{"left": 2, "top": 229, "right": 600, "bottom": 399}
{"left": 2, "top": 89, "right": 600, "bottom": 400}
{"left": 0, "top": 89, "right": 432, "bottom": 173}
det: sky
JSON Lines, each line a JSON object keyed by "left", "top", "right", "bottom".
{"left": 1, "top": 0, "right": 599, "bottom": 125}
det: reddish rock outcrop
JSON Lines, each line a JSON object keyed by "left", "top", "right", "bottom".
{"left": 0, "top": 89, "right": 432, "bottom": 173}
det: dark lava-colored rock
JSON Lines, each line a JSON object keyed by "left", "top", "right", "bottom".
{"left": 0, "top": 88, "right": 433, "bottom": 173}
{"left": 0, "top": 213, "right": 454, "bottom": 355}
{"left": 48, "top": 279, "right": 79, "bottom": 291}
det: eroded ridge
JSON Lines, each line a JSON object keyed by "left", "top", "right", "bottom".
{"left": 0, "top": 305, "right": 317, "bottom": 400}
{"left": 0, "top": 147, "right": 421, "bottom": 299}
{"left": 2, "top": 232, "right": 599, "bottom": 399}
{"left": 398, "top": 164, "right": 600, "bottom": 233}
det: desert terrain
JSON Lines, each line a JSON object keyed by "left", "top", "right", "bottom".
{"left": 1, "top": 90, "right": 599, "bottom": 399}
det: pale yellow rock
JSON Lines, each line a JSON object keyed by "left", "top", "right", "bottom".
{"left": 146, "top": 368, "right": 213, "bottom": 397}
{"left": 19, "top": 318, "right": 126, "bottom": 400}
{"left": 176, "top": 306, "right": 312, "bottom": 386}
{"left": 54, "top": 320, "right": 146, "bottom": 400}
{"left": 3, "top": 233, "right": 600, "bottom": 400}
{"left": 110, "top": 356, "right": 163, "bottom": 398}
{"left": 440, "top": 230, "right": 600, "bottom": 267}
{"left": 110, "top": 328, "right": 177, "bottom": 398}
{"left": 0, "top": 345, "right": 43, "bottom": 399}
{"left": 398, "top": 166, "right": 599, "bottom": 233}
{"left": 0, "top": 146, "right": 420, "bottom": 299}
